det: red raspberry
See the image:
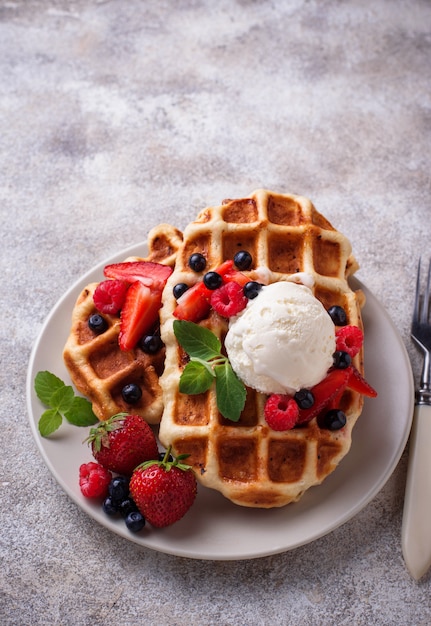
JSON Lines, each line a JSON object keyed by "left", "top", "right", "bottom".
{"left": 335, "top": 325, "right": 363, "bottom": 357}
{"left": 93, "top": 279, "right": 128, "bottom": 314}
{"left": 79, "top": 462, "right": 112, "bottom": 498}
{"left": 210, "top": 281, "right": 247, "bottom": 317}
{"left": 264, "top": 394, "right": 299, "bottom": 431}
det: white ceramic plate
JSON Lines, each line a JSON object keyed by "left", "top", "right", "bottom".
{"left": 27, "top": 242, "right": 414, "bottom": 561}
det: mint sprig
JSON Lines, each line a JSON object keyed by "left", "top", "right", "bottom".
{"left": 34, "top": 371, "right": 98, "bottom": 437}
{"left": 173, "top": 320, "right": 246, "bottom": 422}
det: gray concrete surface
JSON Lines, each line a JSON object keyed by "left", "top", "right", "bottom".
{"left": 1, "top": 1, "right": 430, "bottom": 624}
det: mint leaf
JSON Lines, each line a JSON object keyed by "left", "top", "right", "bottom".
{"left": 65, "top": 396, "right": 99, "bottom": 427}
{"left": 38, "top": 409, "right": 63, "bottom": 437}
{"left": 34, "top": 370, "right": 65, "bottom": 405}
{"left": 34, "top": 370, "right": 98, "bottom": 436}
{"left": 179, "top": 361, "right": 214, "bottom": 395}
{"left": 214, "top": 362, "right": 247, "bottom": 422}
{"left": 173, "top": 320, "right": 221, "bottom": 360}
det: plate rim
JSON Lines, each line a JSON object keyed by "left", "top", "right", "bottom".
{"left": 26, "top": 243, "right": 415, "bottom": 560}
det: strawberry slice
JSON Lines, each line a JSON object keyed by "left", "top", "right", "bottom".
{"left": 297, "top": 367, "right": 351, "bottom": 425}
{"left": 173, "top": 281, "right": 212, "bottom": 321}
{"left": 119, "top": 281, "right": 162, "bottom": 351}
{"left": 348, "top": 366, "right": 377, "bottom": 397}
{"left": 104, "top": 261, "right": 172, "bottom": 290}
{"left": 216, "top": 260, "right": 249, "bottom": 287}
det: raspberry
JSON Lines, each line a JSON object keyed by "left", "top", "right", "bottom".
{"left": 79, "top": 462, "right": 112, "bottom": 498}
{"left": 264, "top": 394, "right": 299, "bottom": 431}
{"left": 335, "top": 325, "right": 363, "bottom": 357}
{"left": 210, "top": 281, "right": 247, "bottom": 317}
{"left": 93, "top": 279, "right": 128, "bottom": 315}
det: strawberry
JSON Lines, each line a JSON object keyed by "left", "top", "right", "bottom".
{"left": 86, "top": 413, "right": 159, "bottom": 476}
{"left": 348, "top": 366, "right": 377, "bottom": 397}
{"left": 79, "top": 462, "right": 112, "bottom": 498}
{"left": 173, "top": 281, "right": 212, "bottom": 321}
{"left": 129, "top": 447, "right": 197, "bottom": 528}
{"left": 119, "top": 281, "right": 162, "bottom": 351}
{"left": 104, "top": 261, "right": 173, "bottom": 290}
{"left": 296, "top": 367, "right": 351, "bottom": 425}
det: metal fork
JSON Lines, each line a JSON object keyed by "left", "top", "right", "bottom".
{"left": 402, "top": 258, "right": 431, "bottom": 580}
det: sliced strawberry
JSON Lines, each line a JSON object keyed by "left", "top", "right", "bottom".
{"left": 297, "top": 367, "right": 351, "bottom": 424}
{"left": 104, "top": 261, "right": 172, "bottom": 290}
{"left": 217, "top": 260, "right": 249, "bottom": 286}
{"left": 348, "top": 366, "right": 377, "bottom": 397}
{"left": 119, "top": 281, "right": 162, "bottom": 351}
{"left": 173, "top": 281, "right": 212, "bottom": 321}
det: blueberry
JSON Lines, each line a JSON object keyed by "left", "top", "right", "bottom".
{"left": 328, "top": 305, "right": 347, "bottom": 326}
{"left": 294, "top": 389, "right": 315, "bottom": 409}
{"left": 188, "top": 253, "right": 206, "bottom": 272}
{"left": 203, "top": 271, "right": 223, "bottom": 290}
{"left": 234, "top": 250, "right": 252, "bottom": 271}
{"left": 333, "top": 350, "right": 352, "bottom": 369}
{"left": 108, "top": 476, "right": 130, "bottom": 504}
{"left": 118, "top": 497, "right": 139, "bottom": 518}
{"left": 318, "top": 409, "right": 347, "bottom": 430}
{"left": 243, "top": 281, "right": 263, "bottom": 299}
{"left": 139, "top": 334, "right": 163, "bottom": 354}
{"left": 102, "top": 496, "right": 119, "bottom": 517}
{"left": 125, "top": 510, "right": 146, "bottom": 533}
{"left": 173, "top": 282, "right": 189, "bottom": 300}
{"left": 88, "top": 314, "right": 108, "bottom": 334}
{"left": 121, "top": 383, "right": 142, "bottom": 404}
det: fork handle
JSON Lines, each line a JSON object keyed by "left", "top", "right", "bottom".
{"left": 401, "top": 404, "right": 431, "bottom": 580}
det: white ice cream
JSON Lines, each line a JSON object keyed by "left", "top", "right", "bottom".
{"left": 225, "top": 281, "right": 336, "bottom": 395}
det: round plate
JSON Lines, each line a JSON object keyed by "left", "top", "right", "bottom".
{"left": 26, "top": 242, "right": 414, "bottom": 560}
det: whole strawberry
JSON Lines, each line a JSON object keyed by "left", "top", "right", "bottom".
{"left": 129, "top": 447, "right": 197, "bottom": 528}
{"left": 86, "top": 413, "right": 159, "bottom": 476}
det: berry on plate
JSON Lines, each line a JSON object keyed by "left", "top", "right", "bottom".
{"left": 119, "top": 281, "right": 162, "bottom": 351}
{"left": 264, "top": 394, "right": 299, "bottom": 431}
{"left": 129, "top": 447, "right": 197, "bottom": 528}
{"left": 93, "top": 280, "right": 128, "bottom": 315}
{"left": 335, "top": 325, "right": 363, "bottom": 357}
{"left": 103, "top": 261, "right": 173, "bottom": 291}
{"left": 210, "top": 281, "right": 248, "bottom": 317}
{"left": 79, "top": 462, "right": 112, "bottom": 498}
{"left": 86, "top": 413, "right": 159, "bottom": 476}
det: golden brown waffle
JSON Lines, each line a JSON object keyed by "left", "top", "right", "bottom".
{"left": 63, "top": 224, "right": 183, "bottom": 424}
{"left": 159, "top": 190, "right": 365, "bottom": 508}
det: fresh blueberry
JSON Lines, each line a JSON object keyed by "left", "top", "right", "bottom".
{"left": 125, "top": 510, "right": 146, "bottom": 533}
{"left": 102, "top": 496, "right": 119, "bottom": 517}
{"left": 108, "top": 476, "right": 130, "bottom": 504}
{"left": 173, "top": 282, "right": 189, "bottom": 300}
{"left": 188, "top": 253, "right": 206, "bottom": 272}
{"left": 88, "top": 314, "right": 108, "bottom": 334}
{"left": 327, "top": 305, "right": 347, "bottom": 326}
{"left": 234, "top": 250, "right": 253, "bottom": 270}
{"left": 294, "top": 389, "right": 315, "bottom": 409}
{"left": 243, "top": 281, "right": 263, "bottom": 299}
{"left": 318, "top": 409, "right": 347, "bottom": 430}
{"left": 333, "top": 350, "right": 352, "bottom": 369}
{"left": 118, "top": 498, "right": 139, "bottom": 518}
{"left": 121, "top": 383, "right": 142, "bottom": 404}
{"left": 139, "top": 334, "right": 163, "bottom": 354}
{"left": 203, "top": 271, "right": 223, "bottom": 290}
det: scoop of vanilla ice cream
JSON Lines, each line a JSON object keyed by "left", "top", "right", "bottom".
{"left": 224, "top": 281, "right": 335, "bottom": 395}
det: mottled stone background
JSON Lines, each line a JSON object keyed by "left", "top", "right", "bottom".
{"left": 1, "top": 1, "right": 430, "bottom": 624}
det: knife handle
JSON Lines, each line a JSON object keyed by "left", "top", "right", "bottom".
{"left": 401, "top": 403, "right": 431, "bottom": 580}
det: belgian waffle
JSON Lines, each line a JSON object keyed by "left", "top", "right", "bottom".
{"left": 63, "top": 224, "right": 183, "bottom": 424}
{"left": 159, "top": 189, "right": 365, "bottom": 508}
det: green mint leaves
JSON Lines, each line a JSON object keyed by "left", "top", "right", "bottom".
{"left": 173, "top": 320, "right": 246, "bottom": 422}
{"left": 34, "top": 370, "right": 98, "bottom": 437}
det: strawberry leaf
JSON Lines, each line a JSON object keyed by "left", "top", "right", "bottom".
{"left": 214, "top": 362, "right": 246, "bottom": 422}
{"left": 179, "top": 361, "right": 214, "bottom": 395}
{"left": 173, "top": 320, "right": 221, "bottom": 360}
